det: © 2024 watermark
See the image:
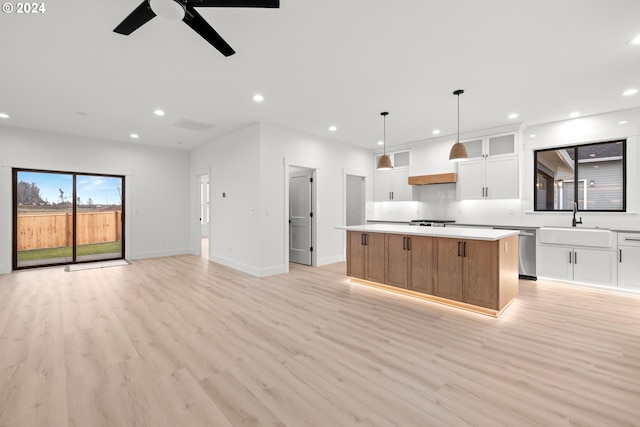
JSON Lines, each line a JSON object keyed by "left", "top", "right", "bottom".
{"left": 2, "top": 2, "right": 46, "bottom": 13}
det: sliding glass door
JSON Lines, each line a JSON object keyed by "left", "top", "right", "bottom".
{"left": 13, "top": 169, "right": 125, "bottom": 269}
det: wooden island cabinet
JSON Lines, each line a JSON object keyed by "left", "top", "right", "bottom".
{"left": 343, "top": 225, "right": 519, "bottom": 317}
{"left": 346, "top": 230, "right": 385, "bottom": 283}
{"left": 385, "top": 234, "right": 433, "bottom": 294}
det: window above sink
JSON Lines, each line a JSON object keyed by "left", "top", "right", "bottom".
{"left": 534, "top": 139, "right": 626, "bottom": 212}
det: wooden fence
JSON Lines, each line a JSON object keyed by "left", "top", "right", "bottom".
{"left": 17, "top": 211, "right": 122, "bottom": 251}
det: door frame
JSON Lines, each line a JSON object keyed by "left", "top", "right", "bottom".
{"left": 344, "top": 172, "right": 366, "bottom": 226}
{"left": 288, "top": 166, "right": 315, "bottom": 266}
{"left": 284, "top": 160, "right": 318, "bottom": 272}
{"left": 342, "top": 168, "right": 368, "bottom": 259}
{"left": 192, "top": 167, "right": 211, "bottom": 258}
{"left": 12, "top": 168, "right": 126, "bottom": 270}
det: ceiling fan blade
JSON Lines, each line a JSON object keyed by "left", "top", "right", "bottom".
{"left": 114, "top": 0, "right": 156, "bottom": 35}
{"left": 190, "top": 0, "right": 279, "bottom": 8}
{"left": 183, "top": 6, "right": 235, "bottom": 56}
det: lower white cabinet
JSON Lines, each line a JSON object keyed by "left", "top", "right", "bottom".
{"left": 618, "top": 233, "right": 640, "bottom": 290}
{"left": 537, "top": 245, "right": 573, "bottom": 281}
{"left": 537, "top": 244, "right": 617, "bottom": 287}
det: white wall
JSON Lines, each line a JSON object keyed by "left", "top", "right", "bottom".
{"left": 190, "top": 124, "right": 262, "bottom": 274}
{"left": 0, "top": 126, "right": 192, "bottom": 274}
{"left": 191, "top": 122, "right": 373, "bottom": 277}
{"left": 369, "top": 109, "right": 640, "bottom": 229}
{"left": 521, "top": 108, "right": 640, "bottom": 229}
{"left": 260, "top": 123, "right": 373, "bottom": 270}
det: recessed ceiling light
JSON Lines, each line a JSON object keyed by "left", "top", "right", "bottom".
{"left": 569, "top": 112, "right": 580, "bottom": 118}
{"left": 529, "top": 134, "right": 536, "bottom": 138}
{"left": 629, "top": 35, "right": 640, "bottom": 45}
{"left": 130, "top": 133, "right": 139, "bottom": 139}
{"left": 154, "top": 109, "right": 165, "bottom": 116}
{"left": 432, "top": 129, "right": 441, "bottom": 135}
{"left": 329, "top": 126, "right": 337, "bottom": 132}
{"left": 588, "top": 153, "right": 596, "bottom": 158}
{"left": 507, "top": 113, "right": 519, "bottom": 119}
{"left": 252, "top": 94, "right": 264, "bottom": 102}
{"left": 618, "top": 120, "right": 628, "bottom": 125}
{"left": 622, "top": 88, "right": 638, "bottom": 96}
{"left": 76, "top": 111, "right": 88, "bottom": 116}
{"left": 0, "top": 113, "right": 9, "bottom": 119}
{"left": 377, "top": 140, "right": 384, "bottom": 146}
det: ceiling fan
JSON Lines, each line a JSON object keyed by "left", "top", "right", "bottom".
{"left": 113, "top": 0, "right": 280, "bottom": 57}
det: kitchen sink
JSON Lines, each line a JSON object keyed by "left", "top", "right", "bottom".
{"left": 538, "top": 227, "right": 613, "bottom": 248}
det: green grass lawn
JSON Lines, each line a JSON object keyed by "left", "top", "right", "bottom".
{"left": 17, "top": 241, "right": 122, "bottom": 262}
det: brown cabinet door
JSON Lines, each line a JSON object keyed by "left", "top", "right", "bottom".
{"left": 463, "top": 239, "right": 499, "bottom": 309}
{"left": 347, "top": 231, "right": 365, "bottom": 279}
{"left": 433, "top": 237, "right": 463, "bottom": 301}
{"left": 365, "top": 232, "right": 386, "bottom": 283}
{"left": 386, "top": 234, "right": 408, "bottom": 288}
{"left": 409, "top": 235, "right": 433, "bottom": 294}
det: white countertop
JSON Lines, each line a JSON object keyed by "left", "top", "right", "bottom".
{"left": 337, "top": 224, "right": 519, "bottom": 241}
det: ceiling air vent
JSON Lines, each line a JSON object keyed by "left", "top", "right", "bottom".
{"left": 173, "top": 118, "right": 215, "bottom": 132}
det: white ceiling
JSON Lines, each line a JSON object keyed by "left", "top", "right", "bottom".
{"left": 1, "top": 0, "right": 640, "bottom": 151}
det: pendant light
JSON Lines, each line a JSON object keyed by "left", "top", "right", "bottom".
{"left": 449, "top": 89, "right": 468, "bottom": 162}
{"left": 377, "top": 112, "right": 393, "bottom": 170}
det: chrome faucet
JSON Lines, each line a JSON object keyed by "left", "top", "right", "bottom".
{"left": 572, "top": 202, "right": 582, "bottom": 227}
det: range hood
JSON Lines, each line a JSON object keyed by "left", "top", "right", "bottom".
{"left": 408, "top": 173, "right": 457, "bottom": 185}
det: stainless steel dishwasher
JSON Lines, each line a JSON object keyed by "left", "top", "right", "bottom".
{"left": 493, "top": 226, "right": 537, "bottom": 280}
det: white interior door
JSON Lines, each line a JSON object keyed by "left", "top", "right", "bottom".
{"left": 289, "top": 168, "right": 313, "bottom": 265}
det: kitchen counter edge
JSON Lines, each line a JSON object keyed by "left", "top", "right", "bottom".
{"left": 337, "top": 224, "right": 519, "bottom": 241}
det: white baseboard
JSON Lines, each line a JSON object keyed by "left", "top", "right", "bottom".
{"left": 210, "top": 255, "right": 286, "bottom": 278}
{"left": 318, "top": 254, "right": 345, "bottom": 266}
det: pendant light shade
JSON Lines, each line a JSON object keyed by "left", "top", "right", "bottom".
{"left": 377, "top": 153, "right": 393, "bottom": 170}
{"left": 449, "top": 89, "right": 468, "bottom": 162}
{"left": 377, "top": 112, "right": 393, "bottom": 170}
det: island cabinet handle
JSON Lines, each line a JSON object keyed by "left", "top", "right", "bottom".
{"left": 463, "top": 242, "right": 467, "bottom": 257}
{"left": 402, "top": 236, "right": 411, "bottom": 251}
{"left": 457, "top": 242, "right": 461, "bottom": 257}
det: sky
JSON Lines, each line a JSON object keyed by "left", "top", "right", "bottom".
{"left": 18, "top": 171, "right": 123, "bottom": 205}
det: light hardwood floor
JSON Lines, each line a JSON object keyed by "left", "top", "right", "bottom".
{"left": 1, "top": 255, "right": 639, "bottom": 426}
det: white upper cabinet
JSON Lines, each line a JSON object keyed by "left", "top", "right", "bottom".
{"left": 456, "top": 132, "right": 518, "bottom": 200}
{"left": 374, "top": 150, "right": 412, "bottom": 201}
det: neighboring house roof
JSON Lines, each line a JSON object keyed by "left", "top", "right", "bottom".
{"left": 22, "top": 196, "right": 49, "bottom": 206}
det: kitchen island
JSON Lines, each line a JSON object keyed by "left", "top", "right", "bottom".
{"left": 338, "top": 224, "right": 520, "bottom": 317}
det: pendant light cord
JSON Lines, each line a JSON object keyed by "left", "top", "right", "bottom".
{"left": 381, "top": 111, "right": 389, "bottom": 154}
{"left": 453, "top": 89, "right": 464, "bottom": 143}
{"left": 383, "top": 114, "right": 386, "bottom": 154}
{"left": 457, "top": 93, "right": 460, "bottom": 142}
